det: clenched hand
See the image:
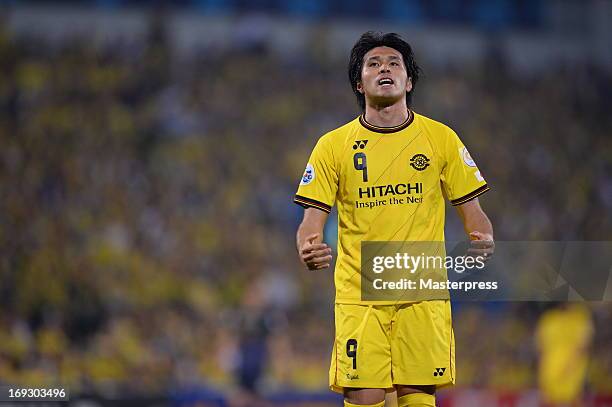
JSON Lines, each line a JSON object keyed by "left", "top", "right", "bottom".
{"left": 299, "top": 233, "right": 333, "bottom": 270}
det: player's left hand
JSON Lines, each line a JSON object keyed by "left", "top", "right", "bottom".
{"left": 468, "top": 231, "right": 495, "bottom": 262}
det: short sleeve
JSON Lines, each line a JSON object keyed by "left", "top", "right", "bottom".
{"left": 441, "top": 128, "right": 490, "bottom": 206}
{"left": 294, "top": 136, "right": 338, "bottom": 213}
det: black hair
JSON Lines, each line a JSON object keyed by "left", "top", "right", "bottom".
{"left": 348, "top": 31, "right": 421, "bottom": 110}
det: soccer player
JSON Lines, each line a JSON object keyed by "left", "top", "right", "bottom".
{"left": 294, "top": 32, "right": 494, "bottom": 407}
{"left": 536, "top": 303, "right": 593, "bottom": 407}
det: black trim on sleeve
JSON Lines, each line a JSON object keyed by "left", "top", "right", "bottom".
{"left": 294, "top": 195, "right": 332, "bottom": 213}
{"left": 450, "top": 184, "right": 490, "bottom": 206}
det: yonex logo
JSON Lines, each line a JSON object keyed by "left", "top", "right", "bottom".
{"left": 353, "top": 140, "right": 368, "bottom": 150}
{"left": 433, "top": 367, "right": 446, "bottom": 377}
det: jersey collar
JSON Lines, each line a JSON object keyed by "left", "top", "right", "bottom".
{"left": 359, "top": 110, "right": 414, "bottom": 134}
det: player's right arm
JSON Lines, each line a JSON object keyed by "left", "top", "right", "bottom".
{"left": 293, "top": 134, "right": 338, "bottom": 271}
{"left": 296, "top": 208, "right": 332, "bottom": 271}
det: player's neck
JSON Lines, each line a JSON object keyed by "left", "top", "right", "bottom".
{"left": 363, "top": 102, "right": 410, "bottom": 128}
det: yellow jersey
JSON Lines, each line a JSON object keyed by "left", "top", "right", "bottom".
{"left": 294, "top": 111, "right": 489, "bottom": 303}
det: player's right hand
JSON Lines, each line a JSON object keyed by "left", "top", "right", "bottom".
{"left": 299, "top": 233, "right": 333, "bottom": 271}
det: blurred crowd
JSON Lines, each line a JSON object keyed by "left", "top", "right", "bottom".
{"left": 0, "top": 13, "right": 611, "bottom": 400}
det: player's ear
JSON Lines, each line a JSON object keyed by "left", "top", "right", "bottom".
{"left": 356, "top": 81, "right": 364, "bottom": 94}
{"left": 406, "top": 77, "right": 413, "bottom": 93}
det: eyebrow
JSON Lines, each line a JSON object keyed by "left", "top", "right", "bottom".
{"left": 366, "top": 55, "right": 401, "bottom": 61}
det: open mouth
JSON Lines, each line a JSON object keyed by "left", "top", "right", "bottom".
{"left": 378, "top": 78, "right": 394, "bottom": 86}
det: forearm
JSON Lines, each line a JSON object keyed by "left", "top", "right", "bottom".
{"left": 295, "top": 208, "right": 331, "bottom": 270}
{"left": 463, "top": 208, "right": 493, "bottom": 237}
{"left": 455, "top": 198, "right": 493, "bottom": 238}
{"left": 296, "top": 219, "right": 324, "bottom": 252}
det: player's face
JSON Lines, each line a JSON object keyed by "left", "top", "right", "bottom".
{"left": 357, "top": 46, "right": 412, "bottom": 106}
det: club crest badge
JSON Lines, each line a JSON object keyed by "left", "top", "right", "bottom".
{"left": 410, "top": 154, "right": 430, "bottom": 171}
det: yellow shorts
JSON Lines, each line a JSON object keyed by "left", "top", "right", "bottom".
{"left": 329, "top": 300, "right": 455, "bottom": 393}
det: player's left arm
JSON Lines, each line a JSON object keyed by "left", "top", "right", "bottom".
{"left": 455, "top": 197, "right": 494, "bottom": 258}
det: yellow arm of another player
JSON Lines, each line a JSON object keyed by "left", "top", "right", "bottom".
{"left": 455, "top": 198, "right": 495, "bottom": 259}
{"left": 296, "top": 207, "right": 332, "bottom": 271}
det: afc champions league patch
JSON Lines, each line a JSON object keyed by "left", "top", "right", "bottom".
{"left": 460, "top": 147, "right": 477, "bottom": 167}
{"left": 300, "top": 163, "right": 315, "bottom": 185}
